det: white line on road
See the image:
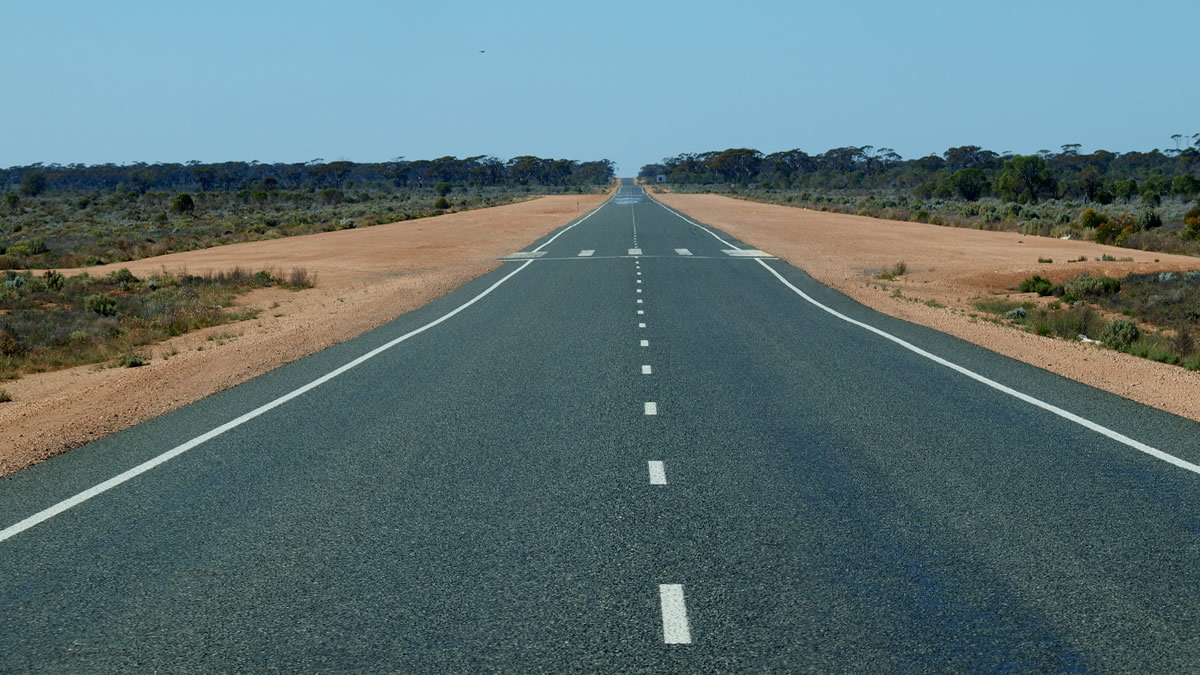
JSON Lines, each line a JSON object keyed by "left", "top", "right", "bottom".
{"left": 640, "top": 340, "right": 649, "bottom": 347}
{"left": 637, "top": 299, "right": 643, "bottom": 304}
{"left": 675, "top": 248, "right": 692, "bottom": 256}
{"left": 637, "top": 289, "right": 642, "bottom": 293}
{"left": 753, "top": 259, "right": 1200, "bottom": 477}
{"left": 639, "top": 323, "right": 646, "bottom": 328}
{"left": 645, "top": 402, "right": 658, "bottom": 415}
{"left": 0, "top": 197, "right": 624, "bottom": 544}
{"left": 648, "top": 461, "right": 667, "bottom": 485}
{"left": 578, "top": 250, "right": 594, "bottom": 257}
{"left": 637, "top": 279, "right": 642, "bottom": 284}
{"left": 642, "top": 365, "right": 652, "bottom": 375}
{"left": 637, "top": 310, "right": 644, "bottom": 315}
{"left": 659, "top": 584, "right": 692, "bottom": 644}
{"left": 629, "top": 248, "right": 643, "bottom": 255}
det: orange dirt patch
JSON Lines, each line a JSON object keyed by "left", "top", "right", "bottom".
{"left": 0, "top": 193, "right": 609, "bottom": 476}
{"left": 653, "top": 192, "right": 1200, "bottom": 423}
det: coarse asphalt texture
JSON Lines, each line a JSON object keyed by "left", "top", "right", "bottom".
{"left": 3, "top": 179, "right": 1200, "bottom": 671}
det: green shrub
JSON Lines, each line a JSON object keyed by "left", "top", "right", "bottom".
{"left": 171, "top": 193, "right": 195, "bottom": 214}
{"left": 1080, "top": 207, "right": 1108, "bottom": 229}
{"left": 1019, "top": 275, "right": 1056, "bottom": 296}
{"left": 433, "top": 196, "right": 450, "bottom": 210}
{"left": 118, "top": 353, "right": 146, "bottom": 368}
{"left": 107, "top": 268, "right": 139, "bottom": 285}
{"left": 1183, "top": 205, "right": 1200, "bottom": 240}
{"left": 0, "top": 388, "right": 10, "bottom": 403}
{"left": 84, "top": 293, "right": 118, "bottom": 316}
{"left": 43, "top": 269, "right": 65, "bottom": 291}
{"left": 1101, "top": 318, "right": 1140, "bottom": 351}
{"left": 1064, "top": 275, "right": 1120, "bottom": 297}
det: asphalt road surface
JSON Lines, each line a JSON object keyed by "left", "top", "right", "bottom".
{"left": 3, "top": 179, "right": 1200, "bottom": 672}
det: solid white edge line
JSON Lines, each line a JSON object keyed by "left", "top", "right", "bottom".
{"left": 659, "top": 584, "right": 692, "bottom": 644}
{"left": 648, "top": 460, "right": 667, "bottom": 485}
{"left": 645, "top": 402, "right": 658, "bottom": 415}
{"left": 754, "top": 258, "right": 1200, "bottom": 476}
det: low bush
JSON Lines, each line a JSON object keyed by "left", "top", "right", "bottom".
{"left": 1018, "top": 275, "right": 1057, "bottom": 296}
{"left": 84, "top": 293, "right": 118, "bottom": 316}
{"left": 1101, "top": 318, "right": 1140, "bottom": 351}
{"left": 1064, "top": 275, "right": 1120, "bottom": 297}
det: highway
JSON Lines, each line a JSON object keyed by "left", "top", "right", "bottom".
{"left": 3, "top": 178, "right": 1200, "bottom": 671}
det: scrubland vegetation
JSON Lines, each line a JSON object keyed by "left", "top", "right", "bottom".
{"left": 642, "top": 141, "right": 1200, "bottom": 255}
{"left": 1, "top": 155, "right": 614, "bottom": 269}
{"left": 975, "top": 270, "right": 1200, "bottom": 370}
{"left": 0, "top": 266, "right": 312, "bottom": 380}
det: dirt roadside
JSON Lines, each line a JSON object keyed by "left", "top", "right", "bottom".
{"left": 652, "top": 192, "right": 1200, "bottom": 423}
{"left": 0, "top": 193, "right": 609, "bottom": 476}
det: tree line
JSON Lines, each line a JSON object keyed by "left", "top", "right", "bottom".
{"left": 4, "top": 155, "right": 616, "bottom": 196}
{"left": 639, "top": 138, "right": 1200, "bottom": 205}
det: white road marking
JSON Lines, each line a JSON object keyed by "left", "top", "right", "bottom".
{"left": 500, "top": 251, "right": 548, "bottom": 259}
{"left": 675, "top": 248, "right": 692, "bottom": 256}
{"left": 753, "top": 258, "right": 1200, "bottom": 477}
{"left": 637, "top": 310, "right": 644, "bottom": 315}
{"left": 637, "top": 279, "right": 642, "bottom": 284}
{"left": 629, "top": 248, "right": 643, "bottom": 255}
{"left": 642, "top": 365, "right": 652, "bottom": 374}
{"left": 722, "top": 249, "right": 772, "bottom": 258}
{"left": 637, "top": 272, "right": 642, "bottom": 276}
{"left": 659, "top": 584, "right": 692, "bottom": 644}
{"left": 640, "top": 339, "right": 649, "bottom": 347}
{"left": 645, "top": 402, "right": 658, "bottom": 415}
{"left": 637, "top": 299, "right": 643, "bottom": 304}
{"left": 578, "top": 250, "right": 594, "bottom": 257}
{"left": 639, "top": 323, "right": 646, "bottom": 328}
{"left": 648, "top": 461, "right": 667, "bottom": 485}
{"left": 637, "top": 289, "right": 642, "bottom": 294}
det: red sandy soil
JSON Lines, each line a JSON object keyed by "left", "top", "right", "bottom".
{"left": 0, "top": 193, "right": 609, "bottom": 476}
{"left": 653, "top": 192, "right": 1200, "bottom": 423}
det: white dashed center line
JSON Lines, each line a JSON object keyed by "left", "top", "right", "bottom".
{"left": 578, "top": 250, "right": 594, "bottom": 257}
{"left": 659, "top": 584, "right": 692, "bottom": 644}
{"left": 629, "top": 248, "right": 643, "bottom": 255}
{"left": 648, "top": 461, "right": 667, "bottom": 485}
{"left": 637, "top": 289, "right": 642, "bottom": 293}
{"left": 637, "top": 299, "right": 643, "bottom": 304}
{"left": 675, "top": 248, "right": 692, "bottom": 256}
{"left": 644, "top": 402, "right": 658, "bottom": 415}
{"left": 640, "top": 340, "right": 649, "bottom": 347}
{"left": 642, "top": 365, "right": 652, "bottom": 375}
{"left": 637, "top": 310, "right": 644, "bottom": 315}
{"left": 638, "top": 322, "right": 646, "bottom": 328}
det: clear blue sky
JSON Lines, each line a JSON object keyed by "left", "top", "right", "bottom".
{"left": 3, "top": 0, "right": 1197, "bottom": 176}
